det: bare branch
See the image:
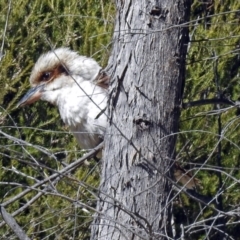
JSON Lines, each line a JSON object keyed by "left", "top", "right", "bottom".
{"left": 0, "top": 205, "right": 31, "bottom": 240}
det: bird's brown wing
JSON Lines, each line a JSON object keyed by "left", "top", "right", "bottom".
{"left": 174, "top": 163, "right": 201, "bottom": 190}
{"left": 95, "top": 70, "right": 109, "bottom": 90}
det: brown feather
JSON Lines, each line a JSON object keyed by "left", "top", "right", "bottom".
{"left": 174, "top": 162, "right": 201, "bottom": 190}
{"left": 95, "top": 70, "right": 109, "bottom": 90}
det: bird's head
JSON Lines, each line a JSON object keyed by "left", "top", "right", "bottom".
{"left": 18, "top": 48, "right": 102, "bottom": 107}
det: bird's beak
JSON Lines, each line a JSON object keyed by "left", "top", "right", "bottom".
{"left": 17, "top": 84, "right": 45, "bottom": 107}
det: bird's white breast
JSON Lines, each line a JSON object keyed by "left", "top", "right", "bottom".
{"left": 55, "top": 79, "right": 107, "bottom": 149}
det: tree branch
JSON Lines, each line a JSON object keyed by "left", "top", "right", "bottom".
{"left": 182, "top": 98, "right": 237, "bottom": 109}
{"left": 0, "top": 205, "right": 31, "bottom": 240}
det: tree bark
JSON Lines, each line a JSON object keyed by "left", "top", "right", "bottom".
{"left": 91, "top": 0, "right": 191, "bottom": 239}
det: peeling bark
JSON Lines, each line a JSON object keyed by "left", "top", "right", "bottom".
{"left": 91, "top": 1, "right": 191, "bottom": 239}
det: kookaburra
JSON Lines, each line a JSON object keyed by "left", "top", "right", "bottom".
{"left": 18, "top": 48, "right": 201, "bottom": 191}
{"left": 18, "top": 48, "right": 108, "bottom": 151}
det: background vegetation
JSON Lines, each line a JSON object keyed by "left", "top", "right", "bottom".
{"left": 177, "top": 1, "right": 240, "bottom": 239}
{"left": 0, "top": 0, "right": 240, "bottom": 239}
{"left": 0, "top": 0, "right": 114, "bottom": 239}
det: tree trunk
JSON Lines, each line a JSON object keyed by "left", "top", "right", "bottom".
{"left": 91, "top": 0, "right": 191, "bottom": 239}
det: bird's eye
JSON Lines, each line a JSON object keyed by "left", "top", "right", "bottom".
{"left": 41, "top": 72, "right": 52, "bottom": 81}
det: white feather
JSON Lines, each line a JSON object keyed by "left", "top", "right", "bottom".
{"left": 30, "top": 48, "right": 107, "bottom": 150}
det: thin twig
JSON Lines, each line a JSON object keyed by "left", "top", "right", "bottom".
{"left": 0, "top": 0, "right": 11, "bottom": 61}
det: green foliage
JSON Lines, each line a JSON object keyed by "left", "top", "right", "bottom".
{"left": 0, "top": 0, "right": 114, "bottom": 238}
{"left": 1, "top": 0, "right": 240, "bottom": 239}
{"left": 176, "top": 1, "right": 240, "bottom": 239}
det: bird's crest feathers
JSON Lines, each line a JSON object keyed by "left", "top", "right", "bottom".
{"left": 30, "top": 48, "right": 102, "bottom": 86}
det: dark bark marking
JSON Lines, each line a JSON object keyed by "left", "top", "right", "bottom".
{"left": 134, "top": 116, "right": 151, "bottom": 130}
{"left": 148, "top": 6, "right": 170, "bottom": 27}
{"left": 135, "top": 85, "right": 152, "bottom": 101}
{"left": 110, "top": 52, "right": 132, "bottom": 111}
{"left": 149, "top": 6, "right": 169, "bottom": 19}
{"left": 136, "top": 161, "right": 155, "bottom": 176}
